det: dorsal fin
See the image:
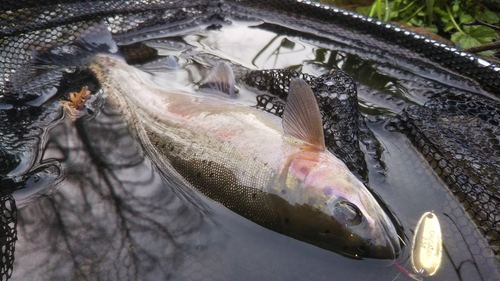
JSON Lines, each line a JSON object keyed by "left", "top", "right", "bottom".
{"left": 282, "top": 78, "right": 325, "bottom": 150}
{"left": 199, "top": 62, "right": 235, "bottom": 98}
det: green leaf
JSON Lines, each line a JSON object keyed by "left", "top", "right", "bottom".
{"left": 427, "top": 24, "right": 438, "bottom": 33}
{"left": 457, "top": 33, "right": 482, "bottom": 49}
{"left": 433, "top": 7, "right": 448, "bottom": 17}
{"left": 451, "top": 31, "right": 463, "bottom": 43}
{"left": 353, "top": 0, "right": 499, "bottom": 58}
{"left": 463, "top": 25, "right": 499, "bottom": 44}
{"left": 389, "top": 10, "right": 399, "bottom": 19}
{"left": 478, "top": 9, "right": 499, "bottom": 24}
{"left": 409, "top": 17, "right": 424, "bottom": 26}
{"left": 478, "top": 50, "right": 496, "bottom": 57}
{"left": 452, "top": 25, "right": 499, "bottom": 50}
{"left": 459, "top": 13, "right": 473, "bottom": 24}
{"left": 444, "top": 21, "right": 455, "bottom": 32}
{"left": 356, "top": 6, "right": 373, "bottom": 16}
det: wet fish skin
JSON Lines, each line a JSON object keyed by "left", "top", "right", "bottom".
{"left": 83, "top": 49, "right": 401, "bottom": 259}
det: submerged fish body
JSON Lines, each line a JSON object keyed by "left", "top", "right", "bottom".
{"left": 87, "top": 53, "right": 400, "bottom": 259}
{"left": 40, "top": 26, "right": 401, "bottom": 259}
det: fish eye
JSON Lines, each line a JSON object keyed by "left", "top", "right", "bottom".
{"left": 333, "top": 201, "right": 362, "bottom": 226}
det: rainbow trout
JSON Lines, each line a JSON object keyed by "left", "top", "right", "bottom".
{"left": 38, "top": 24, "right": 400, "bottom": 259}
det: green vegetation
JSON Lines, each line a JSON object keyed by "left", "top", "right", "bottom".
{"left": 356, "top": 0, "right": 500, "bottom": 55}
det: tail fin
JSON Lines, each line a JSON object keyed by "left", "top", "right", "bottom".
{"left": 8, "top": 22, "right": 121, "bottom": 105}
{"left": 31, "top": 22, "right": 120, "bottom": 69}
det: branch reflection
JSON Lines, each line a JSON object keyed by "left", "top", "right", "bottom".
{"left": 14, "top": 102, "right": 221, "bottom": 280}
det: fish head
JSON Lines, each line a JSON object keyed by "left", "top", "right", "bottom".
{"left": 277, "top": 78, "right": 400, "bottom": 260}
{"left": 281, "top": 146, "right": 401, "bottom": 260}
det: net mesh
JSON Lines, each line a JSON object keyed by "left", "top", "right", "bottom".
{"left": 389, "top": 92, "right": 500, "bottom": 256}
{"left": 0, "top": 195, "right": 16, "bottom": 281}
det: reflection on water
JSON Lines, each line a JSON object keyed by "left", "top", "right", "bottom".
{"left": 13, "top": 104, "right": 221, "bottom": 280}
{"left": 9, "top": 22, "right": 500, "bottom": 280}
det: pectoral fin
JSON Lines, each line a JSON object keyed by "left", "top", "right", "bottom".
{"left": 199, "top": 61, "right": 236, "bottom": 98}
{"left": 282, "top": 78, "right": 325, "bottom": 150}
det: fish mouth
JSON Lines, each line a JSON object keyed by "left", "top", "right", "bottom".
{"left": 337, "top": 234, "right": 400, "bottom": 260}
{"left": 364, "top": 235, "right": 400, "bottom": 260}
{"left": 336, "top": 213, "right": 401, "bottom": 260}
{"left": 319, "top": 215, "right": 400, "bottom": 260}
{"left": 361, "top": 220, "right": 401, "bottom": 260}
{"left": 336, "top": 234, "right": 400, "bottom": 260}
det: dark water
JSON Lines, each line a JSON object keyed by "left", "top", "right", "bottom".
{"left": 11, "top": 21, "right": 500, "bottom": 280}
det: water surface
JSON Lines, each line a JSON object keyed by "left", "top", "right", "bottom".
{"left": 11, "top": 21, "right": 499, "bottom": 281}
